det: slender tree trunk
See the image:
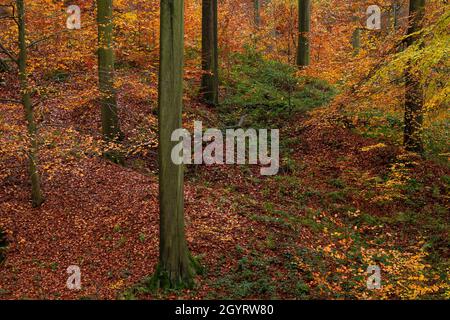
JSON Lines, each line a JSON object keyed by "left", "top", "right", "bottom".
{"left": 254, "top": 0, "right": 261, "bottom": 27}
{"left": 154, "top": 0, "right": 195, "bottom": 289}
{"left": 296, "top": 0, "right": 311, "bottom": 67}
{"left": 404, "top": 0, "right": 425, "bottom": 153}
{"left": 17, "top": 0, "right": 44, "bottom": 207}
{"left": 0, "top": 227, "right": 7, "bottom": 264}
{"left": 200, "top": 0, "right": 219, "bottom": 106}
{"left": 97, "top": 0, "right": 122, "bottom": 147}
{"left": 393, "top": 0, "right": 400, "bottom": 30}
{"left": 352, "top": 28, "right": 361, "bottom": 55}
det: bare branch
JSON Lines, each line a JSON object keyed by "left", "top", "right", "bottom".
{"left": 27, "top": 21, "right": 97, "bottom": 49}
{"left": 0, "top": 41, "right": 18, "bottom": 65}
{"left": 0, "top": 98, "right": 22, "bottom": 104}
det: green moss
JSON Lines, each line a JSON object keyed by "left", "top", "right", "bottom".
{"left": 121, "top": 254, "right": 203, "bottom": 298}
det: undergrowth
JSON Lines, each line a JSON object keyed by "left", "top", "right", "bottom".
{"left": 220, "top": 47, "right": 336, "bottom": 128}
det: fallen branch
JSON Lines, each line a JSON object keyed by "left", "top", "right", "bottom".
{"left": 0, "top": 98, "right": 21, "bottom": 104}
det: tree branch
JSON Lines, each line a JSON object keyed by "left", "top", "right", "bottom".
{"left": 0, "top": 98, "right": 22, "bottom": 104}
{"left": 0, "top": 41, "right": 18, "bottom": 65}
{"left": 27, "top": 21, "right": 97, "bottom": 49}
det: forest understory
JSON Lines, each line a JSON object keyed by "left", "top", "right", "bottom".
{"left": 1, "top": 65, "right": 448, "bottom": 299}
{"left": 0, "top": 0, "right": 448, "bottom": 301}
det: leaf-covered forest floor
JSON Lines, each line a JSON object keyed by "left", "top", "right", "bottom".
{"left": 0, "top": 57, "right": 448, "bottom": 300}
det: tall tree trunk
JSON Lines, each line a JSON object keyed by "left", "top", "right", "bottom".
{"left": 254, "top": 0, "right": 261, "bottom": 27}
{"left": 393, "top": 0, "right": 400, "bottom": 30}
{"left": 17, "top": 0, "right": 44, "bottom": 207}
{"left": 200, "top": 0, "right": 219, "bottom": 106}
{"left": 352, "top": 28, "right": 361, "bottom": 55}
{"left": 404, "top": 0, "right": 425, "bottom": 153}
{"left": 97, "top": 0, "right": 122, "bottom": 149}
{"left": 296, "top": 0, "right": 311, "bottom": 67}
{"left": 154, "top": 0, "right": 195, "bottom": 289}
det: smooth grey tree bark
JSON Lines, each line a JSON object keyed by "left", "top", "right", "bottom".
{"left": 97, "top": 0, "right": 123, "bottom": 162}
{"left": 153, "top": 0, "right": 196, "bottom": 289}
{"left": 200, "top": 0, "right": 219, "bottom": 106}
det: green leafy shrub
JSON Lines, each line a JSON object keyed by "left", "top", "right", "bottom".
{"left": 220, "top": 46, "right": 336, "bottom": 127}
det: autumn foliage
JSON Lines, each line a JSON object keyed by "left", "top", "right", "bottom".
{"left": 0, "top": 0, "right": 448, "bottom": 300}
